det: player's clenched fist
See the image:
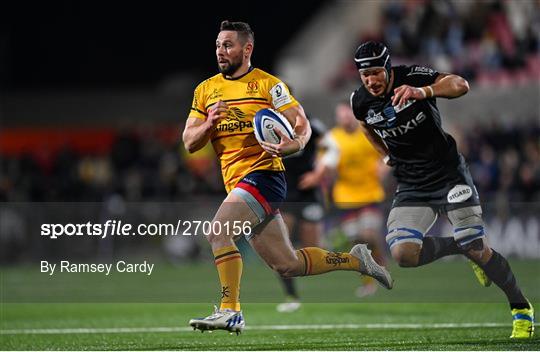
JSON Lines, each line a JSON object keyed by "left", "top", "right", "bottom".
{"left": 392, "top": 85, "right": 426, "bottom": 108}
{"left": 207, "top": 100, "right": 229, "bottom": 126}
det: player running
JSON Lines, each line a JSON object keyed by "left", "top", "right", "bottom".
{"left": 350, "top": 41, "right": 534, "bottom": 338}
{"left": 183, "top": 22, "right": 393, "bottom": 334}
{"left": 277, "top": 115, "right": 326, "bottom": 313}
{"left": 301, "top": 101, "right": 388, "bottom": 298}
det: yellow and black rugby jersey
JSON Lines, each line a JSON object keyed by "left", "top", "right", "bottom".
{"left": 189, "top": 68, "right": 299, "bottom": 192}
{"left": 330, "top": 127, "right": 385, "bottom": 207}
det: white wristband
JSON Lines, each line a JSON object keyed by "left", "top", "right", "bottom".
{"left": 425, "top": 85, "right": 434, "bottom": 98}
{"left": 419, "top": 87, "right": 427, "bottom": 99}
{"left": 383, "top": 155, "right": 391, "bottom": 165}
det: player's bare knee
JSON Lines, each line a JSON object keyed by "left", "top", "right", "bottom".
{"left": 206, "top": 229, "right": 232, "bottom": 246}
{"left": 386, "top": 225, "right": 423, "bottom": 267}
{"left": 465, "top": 242, "right": 492, "bottom": 265}
{"left": 264, "top": 251, "right": 303, "bottom": 278}
{"left": 272, "top": 261, "right": 301, "bottom": 278}
{"left": 391, "top": 245, "right": 420, "bottom": 267}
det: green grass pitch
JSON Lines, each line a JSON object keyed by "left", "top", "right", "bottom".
{"left": 1, "top": 259, "right": 538, "bottom": 350}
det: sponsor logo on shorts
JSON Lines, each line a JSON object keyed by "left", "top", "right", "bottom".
{"left": 241, "top": 177, "right": 257, "bottom": 187}
{"left": 447, "top": 185, "right": 473, "bottom": 203}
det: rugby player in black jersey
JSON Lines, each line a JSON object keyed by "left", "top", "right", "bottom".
{"left": 350, "top": 41, "right": 534, "bottom": 339}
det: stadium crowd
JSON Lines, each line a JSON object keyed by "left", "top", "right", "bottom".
{"left": 1, "top": 122, "right": 539, "bottom": 204}
{"left": 1, "top": 0, "right": 539, "bottom": 264}
{"left": 332, "top": 0, "right": 540, "bottom": 88}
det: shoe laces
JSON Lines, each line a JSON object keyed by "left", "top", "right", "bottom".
{"left": 206, "top": 305, "right": 223, "bottom": 319}
{"left": 206, "top": 305, "right": 239, "bottom": 319}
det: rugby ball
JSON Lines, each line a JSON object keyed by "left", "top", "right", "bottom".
{"left": 253, "top": 108, "right": 294, "bottom": 145}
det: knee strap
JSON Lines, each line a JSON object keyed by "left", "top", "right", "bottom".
{"left": 386, "top": 227, "right": 424, "bottom": 249}
{"left": 453, "top": 225, "right": 485, "bottom": 247}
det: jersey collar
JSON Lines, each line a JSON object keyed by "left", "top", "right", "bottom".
{"left": 223, "top": 66, "right": 255, "bottom": 81}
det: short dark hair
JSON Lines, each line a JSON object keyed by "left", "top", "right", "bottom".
{"left": 220, "top": 20, "right": 254, "bottom": 45}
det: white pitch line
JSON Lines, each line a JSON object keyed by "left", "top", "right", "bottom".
{"left": 0, "top": 322, "right": 518, "bottom": 335}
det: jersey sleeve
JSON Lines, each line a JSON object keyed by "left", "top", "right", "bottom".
{"left": 266, "top": 76, "right": 299, "bottom": 113}
{"left": 402, "top": 65, "right": 439, "bottom": 87}
{"left": 189, "top": 82, "right": 208, "bottom": 120}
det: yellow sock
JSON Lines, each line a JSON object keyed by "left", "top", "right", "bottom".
{"left": 296, "top": 247, "right": 360, "bottom": 276}
{"left": 213, "top": 245, "right": 242, "bottom": 311}
{"left": 361, "top": 275, "right": 375, "bottom": 286}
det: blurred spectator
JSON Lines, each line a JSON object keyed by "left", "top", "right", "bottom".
{"left": 1, "top": 122, "right": 537, "bottom": 204}
{"left": 0, "top": 125, "right": 224, "bottom": 203}
{"left": 332, "top": 0, "right": 540, "bottom": 88}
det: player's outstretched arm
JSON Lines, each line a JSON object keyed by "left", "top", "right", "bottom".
{"left": 182, "top": 100, "right": 228, "bottom": 153}
{"left": 392, "top": 73, "right": 469, "bottom": 107}
{"left": 430, "top": 73, "right": 470, "bottom": 99}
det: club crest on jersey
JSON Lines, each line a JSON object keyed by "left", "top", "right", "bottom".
{"left": 366, "top": 106, "right": 399, "bottom": 127}
{"left": 366, "top": 109, "right": 384, "bottom": 124}
{"left": 246, "top": 80, "right": 259, "bottom": 95}
{"left": 227, "top": 107, "right": 247, "bottom": 121}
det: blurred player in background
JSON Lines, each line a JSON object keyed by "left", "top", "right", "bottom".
{"left": 277, "top": 115, "right": 326, "bottom": 313}
{"left": 351, "top": 41, "right": 534, "bottom": 338}
{"left": 300, "top": 101, "right": 388, "bottom": 298}
{"left": 183, "top": 21, "right": 393, "bottom": 334}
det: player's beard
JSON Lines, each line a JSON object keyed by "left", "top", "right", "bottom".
{"left": 218, "top": 56, "right": 243, "bottom": 76}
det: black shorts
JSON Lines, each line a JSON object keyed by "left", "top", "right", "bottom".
{"left": 281, "top": 190, "right": 324, "bottom": 223}
{"left": 392, "top": 159, "right": 480, "bottom": 212}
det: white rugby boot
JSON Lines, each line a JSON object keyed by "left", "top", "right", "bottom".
{"left": 189, "top": 305, "right": 245, "bottom": 335}
{"left": 276, "top": 298, "right": 301, "bottom": 313}
{"left": 350, "top": 244, "right": 393, "bottom": 289}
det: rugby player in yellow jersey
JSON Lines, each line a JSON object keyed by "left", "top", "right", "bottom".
{"left": 300, "top": 102, "right": 389, "bottom": 298}
{"left": 183, "top": 20, "right": 393, "bottom": 334}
